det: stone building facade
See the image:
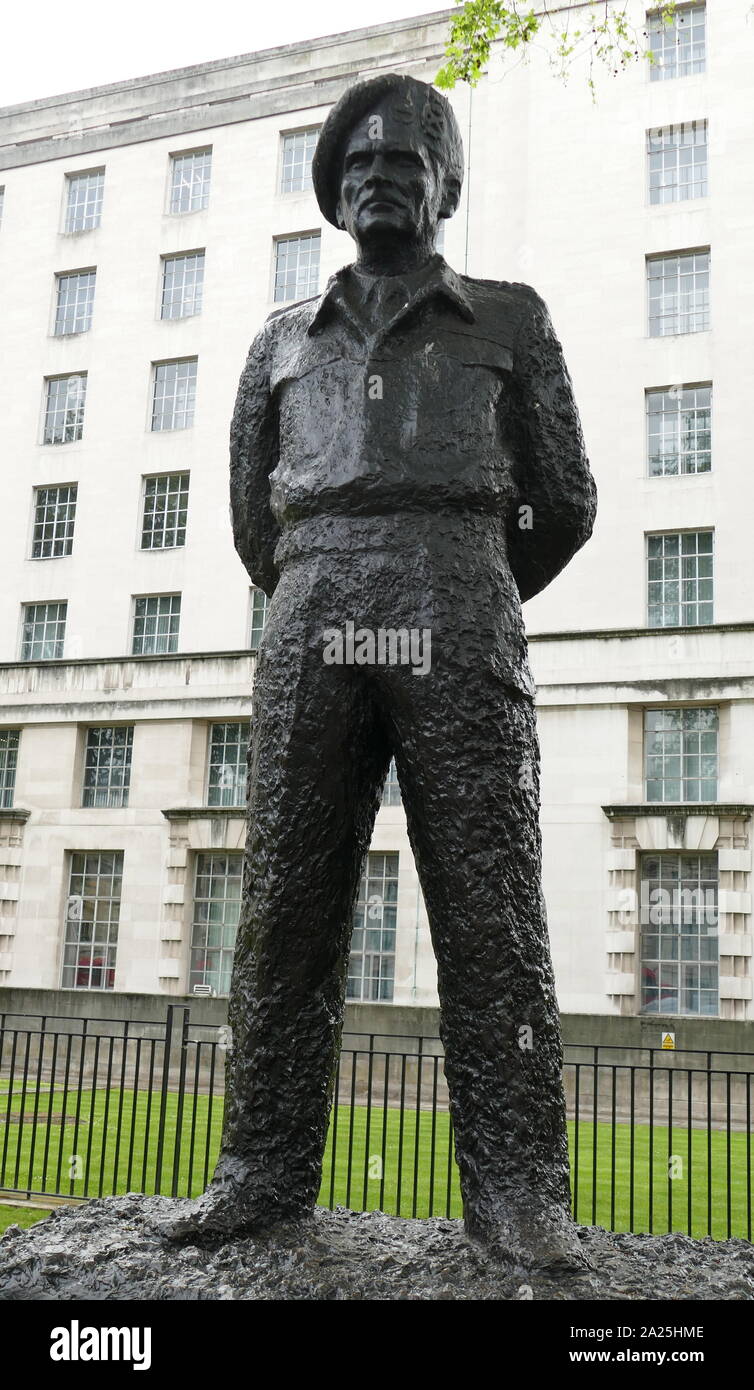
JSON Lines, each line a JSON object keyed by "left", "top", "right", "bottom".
{"left": 0, "top": 1, "right": 752, "bottom": 1023}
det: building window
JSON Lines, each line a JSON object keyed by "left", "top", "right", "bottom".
{"left": 648, "top": 251, "right": 709, "bottom": 336}
{"left": 648, "top": 3, "right": 706, "bottom": 81}
{"left": 82, "top": 727, "right": 133, "bottom": 808}
{"left": 647, "top": 121, "right": 707, "bottom": 204}
{"left": 190, "top": 852, "right": 243, "bottom": 996}
{"left": 249, "top": 587, "right": 268, "bottom": 648}
{"left": 32, "top": 484, "right": 78, "bottom": 559}
{"left": 640, "top": 853, "right": 718, "bottom": 1016}
{"left": 644, "top": 707, "right": 718, "bottom": 802}
{"left": 141, "top": 473, "right": 189, "bottom": 549}
{"left": 43, "top": 373, "right": 87, "bottom": 444}
{"left": 381, "top": 758, "right": 402, "bottom": 807}
{"left": 207, "top": 722, "right": 250, "bottom": 807}
{"left": 151, "top": 359, "right": 197, "bottom": 431}
{"left": 54, "top": 270, "right": 96, "bottom": 336}
{"left": 62, "top": 851, "right": 122, "bottom": 990}
{"left": 169, "top": 149, "right": 212, "bottom": 214}
{"left": 132, "top": 595, "right": 181, "bottom": 655}
{"left": 347, "top": 852, "right": 398, "bottom": 1002}
{"left": 64, "top": 169, "right": 105, "bottom": 232}
{"left": 161, "top": 250, "right": 205, "bottom": 319}
{"left": 280, "top": 129, "right": 319, "bottom": 193}
{"left": 274, "top": 232, "right": 320, "bottom": 303}
{"left": 647, "top": 530, "right": 713, "bottom": 627}
{"left": 0, "top": 730, "right": 20, "bottom": 809}
{"left": 646, "top": 385, "right": 711, "bottom": 476}
{"left": 21, "top": 601, "right": 67, "bottom": 660}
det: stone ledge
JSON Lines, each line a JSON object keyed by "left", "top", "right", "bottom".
{"left": 602, "top": 804, "right": 753, "bottom": 820}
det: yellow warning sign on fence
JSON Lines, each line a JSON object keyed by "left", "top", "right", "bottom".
{"left": 661, "top": 1032, "right": 676, "bottom": 1050}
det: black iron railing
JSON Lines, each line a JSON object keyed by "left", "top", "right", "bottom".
{"left": 1, "top": 1008, "right": 752, "bottom": 1238}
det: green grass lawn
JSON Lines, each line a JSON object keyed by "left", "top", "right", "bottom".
{"left": 0, "top": 1204, "right": 51, "bottom": 1235}
{"left": 1, "top": 1081, "right": 751, "bottom": 1240}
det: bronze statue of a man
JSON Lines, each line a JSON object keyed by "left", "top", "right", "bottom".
{"left": 169, "top": 74, "right": 597, "bottom": 1268}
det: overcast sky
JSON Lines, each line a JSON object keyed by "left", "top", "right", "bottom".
{"left": 2, "top": 0, "right": 450, "bottom": 108}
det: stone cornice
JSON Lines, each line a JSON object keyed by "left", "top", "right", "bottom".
{"left": 602, "top": 804, "right": 753, "bottom": 821}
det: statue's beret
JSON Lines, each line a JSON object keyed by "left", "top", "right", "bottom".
{"left": 312, "top": 73, "right": 465, "bottom": 228}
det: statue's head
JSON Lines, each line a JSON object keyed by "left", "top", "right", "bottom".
{"left": 312, "top": 75, "right": 464, "bottom": 257}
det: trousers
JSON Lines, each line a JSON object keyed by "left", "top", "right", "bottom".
{"left": 217, "top": 516, "right": 572, "bottom": 1227}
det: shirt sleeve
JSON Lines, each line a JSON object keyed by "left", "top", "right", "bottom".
{"left": 506, "top": 285, "right": 597, "bottom": 604}
{"left": 229, "top": 321, "right": 281, "bottom": 597}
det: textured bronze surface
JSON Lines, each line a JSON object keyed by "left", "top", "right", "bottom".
{"left": 167, "top": 74, "right": 597, "bottom": 1270}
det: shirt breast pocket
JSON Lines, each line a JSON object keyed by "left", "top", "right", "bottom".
{"left": 439, "top": 330, "right": 514, "bottom": 377}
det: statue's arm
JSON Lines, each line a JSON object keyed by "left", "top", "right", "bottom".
{"left": 229, "top": 322, "right": 281, "bottom": 597}
{"left": 506, "top": 286, "right": 597, "bottom": 604}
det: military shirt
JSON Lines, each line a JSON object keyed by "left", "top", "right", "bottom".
{"left": 230, "top": 254, "right": 596, "bottom": 605}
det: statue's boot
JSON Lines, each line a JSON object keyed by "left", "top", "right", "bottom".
{"left": 464, "top": 1195, "right": 591, "bottom": 1273}
{"left": 148, "top": 1157, "right": 312, "bottom": 1242}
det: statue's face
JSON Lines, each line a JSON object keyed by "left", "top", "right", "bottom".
{"left": 336, "top": 99, "right": 451, "bottom": 249}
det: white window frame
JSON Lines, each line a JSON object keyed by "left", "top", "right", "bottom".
{"left": 20, "top": 600, "right": 68, "bottom": 660}
{"left": 131, "top": 593, "right": 182, "bottom": 656}
{"left": 647, "top": 121, "right": 708, "bottom": 205}
{"left": 159, "top": 249, "right": 205, "bottom": 320}
{"left": 81, "top": 726, "right": 134, "bottom": 808}
{"left": 278, "top": 127, "right": 320, "bottom": 195}
{"left": 272, "top": 231, "right": 321, "bottom": 304}
{"left": 52, "top": 268, "right": 96, "bottom": 337}
{"left": 150, "top": 359, "right": 198, "bottom": 432}
{"left": 206, "top": 722, "right": 250, "bottom": 807}
{"left": 30, "top": 483, "right": 78, "bottom": 560}
{"left": 62, "top": 167, "right": 105, "bottom": 234}
{"left": 167, "top": 147, "right": 212, "bottom": 215}
{"left": 41, "top": 373, "right": 87, "bottom": 446}
{"left": 62, "top": 850, "right": 123, "bottom": 991}
{"left": 645, "top": 383, "right": 712, "bottom": 477}
{"left": 646, "top": 529, "right": 714, "bottom": 628}
{"left": 139, "top": 472, "right": 190, "bottom": 550}
{"left": 646, "top": 249, "right": 710, "bottom": 337}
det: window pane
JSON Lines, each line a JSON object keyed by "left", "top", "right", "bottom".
{"left": 63, "top": 851, "right": 122, "bottom": 989}
{"left": 207, "top": 722, "right": 250, "bottom": 806}
{"left": 646, "top": 383, "right": 711, "bottom": 476}
{"left": 43, "top": 374, "right": 87, "bottom": 445}
{"left": 169, "top": 150, "right": 212, "bottom": 214}
{"left": 647, "top": 251, "right": 710, "bottom": 337}
{"left": 151, "top": 360, "right": 197, "bottom": 431}
{"left": 0, "top": 730, "right": 20, "bottom": 809}
{"left": 54, "top": 271, "right": 96, "bottom": 336}
{"left": 280, "top": 129, "right": 319, "bottom": 194}
{"left": 65, "top": 170, "right": 105, "bottom": 232}
{"left": 82, "top": 727, "right": 133, "bottom": 808}
{"left": 643, "top": 706, "right": 718, "bottom": 802}
{"left": 141, "top": 473, "right": 189, "bottom": 548}
{"left": 190, "top": 852, "right": 243, "bottom": 994}
{"left": 21, "top": 601, "right": 67, "bottom": 660}
{"left": 32, "top": 484, "right": 78, "bottom": 559}
{"left": 274, "top": 233, "right": 321, "bottom": 303}
{"left": 346, "top": 852, "right": 399, "bottom": 1002}
{"left": 161, "top": 251, "right": 205, "bottom": 319}
{"left": 132, "top": 595, "right": 181, "bottom": 655}
{"left": 648, "top": 5, "right": 706, "bottom": 82}
{"left": 647, "top": 122, "right": 707, "bottom": 204}
{"left": 249, "top": 586, "right": 268, "bottom": 648}
{"left": 646, "top": 531, "right": 714, "bottom": 627}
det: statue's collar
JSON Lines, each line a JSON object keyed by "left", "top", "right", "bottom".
{"left": 307, "top": 253, "right": 476, "bottom": 337}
